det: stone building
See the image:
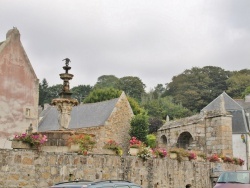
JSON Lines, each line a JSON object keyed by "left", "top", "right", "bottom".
{"left": 157, "top": 92, "right": 250, "bottom": 169}
{"left": 38, "top": 92, "right": 134, "bottom": 154}
{"left": 0, "top": 28, "right": 39, "bottom": 149}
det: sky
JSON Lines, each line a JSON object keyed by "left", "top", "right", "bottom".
{"left": 1, "top": 0, "right": 250, "bottom": 91}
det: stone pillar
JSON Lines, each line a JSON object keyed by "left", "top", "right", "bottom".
{"left": 51, "top": 58, "right": 78, "bottom": 130}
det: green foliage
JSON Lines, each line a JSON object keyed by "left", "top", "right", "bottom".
{"left": 127, "top": 96, "right": 145, "bottom": 115}
{"left": 39, "top": 78, "right": 62, "bottom": 106}
{"left": 148, "top": 117, "right": 164, "bottom": 134}
{"left": 94, "top": 75, "right": 120, "bottom": 89}
{"left": 130, "top": 114, "right": 149, "bottom": 143}
{"left": 146, "top": 134, "right": 156, "bottom": 148}
{"left": 71, "top": 85, "right": 93, "bottom": 102}
{"left": 226, "top": 69, "right": 250, "bottom": 98}
{"left": 162, "top": 66, "right": 230, "bottom": 112}
{"left": 242, "top": 86, "right": 250, "bottom": 98}
{"left": 142, "top": 96, "right": 193, "bottom": 120}
{"left": 83, "top": 88, "right": 122, "bottom": 103}
{"left": 118, "top": 76, "right": 146, "bottom": 101}
{"left": 39, "top": 78, "right": 49, "bottom": 106}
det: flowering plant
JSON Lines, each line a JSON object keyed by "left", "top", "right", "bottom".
{"left": 207, "top": 154, "right": 220, "bottom": 162}
{"left": 137, "top": 146, "right": 153, "bottom": 161}
{"left": 12, "top": 133, "right": 47, "bottom": 150}
{"left": 233, "top": 157, "right": 245, "bottom": 166}
{"left": 103, "top": 139, "right": 123, "bottom": 156}
{"left": 188, "top": 151, "right": 197, "bottom": 160}
{"left": 153, "top": 148, "right": 167, "bottom": 158}
{"left": 67, "top": 134, "right": 96, "bottom": 154}
{"left": 221, "top": 156, "right": 234, "bottom": 164}
{"left": 129, "top": 137, "right": 143, "bottom": 148}
{"left": 169, "top": 148, "right": 190, "bottom": 162}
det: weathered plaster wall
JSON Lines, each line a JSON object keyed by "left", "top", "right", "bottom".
{"left": 0, "top": 149, "right": 241, "bottom": 188}
{"left": 232, "top": 134, "right": 248, "bottom": 169}
{"left": 0, "top": 28, "right": 39, "bottom": 149}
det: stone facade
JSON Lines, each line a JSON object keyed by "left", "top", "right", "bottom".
{"left": 72, "top": 92, "right": 134, "bottom": 155}
{"left": 0, "top": 28, "right": 39, "bottom": 149}
{"left": 0, "top": 149, "right": 241, "bottom": 188}
{"left": 158, "top": 111, "right": 233, "bottom": 156}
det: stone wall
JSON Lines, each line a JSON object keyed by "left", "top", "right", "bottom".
{"left": 158, "top": 112, "right": 233, "bottom": 157}
{"left": 0, "top": 149, "right": 241, "bottom": 188}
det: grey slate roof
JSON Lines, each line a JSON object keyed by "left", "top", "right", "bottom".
{"left": 38, "top": 98, "right": 119, "bottom": 132}
{"left": 201, "top": 92, "right": 249, "bottom": 134}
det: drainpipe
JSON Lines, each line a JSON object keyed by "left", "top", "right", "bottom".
{"left": 246, "top": 133, "right": 249, "bottom": 170}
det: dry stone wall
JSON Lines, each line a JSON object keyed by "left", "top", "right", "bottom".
{"left": 0, "top": 149, "right": 240, "bottom": 188}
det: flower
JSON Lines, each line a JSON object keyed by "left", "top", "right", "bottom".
{"left": 221, "top": 156, "right": 234, "bottom": 163}
{"left": 67, "top": 134, "right": 96, "bottom": 154}
{"left": 207, "top": 154, "right": 220, "bottom": 162}
{"left": 153, "top": 148, "right": 167, "bottom": 158}
{"left": 188, "top": 151, "right": 197, "bottom": 160}
{"left": 12, "top": 133, "right": 47, "bottom": 150}
{"left": 103, "top": 139, "right": 123, "bottom": 156}
{"left": 129, "top": 137, "right": 143, "bottom": 148}
{"left": 137, "top": 146, "right": 153, "bottom": 161}
{"left": 233, "top": 157, "right": 245, "bottom": 166}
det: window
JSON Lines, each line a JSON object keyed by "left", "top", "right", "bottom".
{"left": 26, "top": 108, "right": 30, "bottom": 116}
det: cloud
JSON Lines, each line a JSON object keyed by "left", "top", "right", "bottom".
{"left": 1, "top": 0, "right": 249, "bottom": 91}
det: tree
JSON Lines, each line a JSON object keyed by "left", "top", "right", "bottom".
{"left": 226, "top": 69, "right": 250, "bottom": 98}
{"left": 162, "top": 66, "right": 230, "bottom": 112}
{"left": 71, "top": 85, "right": 93, "bottom": 103}
{"left": 94, "top": 75, "right": 119, "bottom": 89}
{"left": 39, "top": 78, "right": 49, "bottom": 106}
{"left": 47, "top": 84, "right": 63, "bottom": 100}
{"left": 242, "top": 86, "right": 250, "bottom": 98}
{"left": 148, "top": 117, "right": 164, "bottom": 134}
{"left": 118, "top": 76, "right": 146, "bottom": 101}
{"left": 141, "top": 96, "right": 193, "bottom": 120}
{"left": 130, "top": 114, "right": 149, "bottom": 143}
{"left": 83, "top": 88, "right": 122, "bottom": 103}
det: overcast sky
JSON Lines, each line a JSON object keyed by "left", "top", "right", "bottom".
{"left": 1, "top": 0, "right": 250, "bottom": 91}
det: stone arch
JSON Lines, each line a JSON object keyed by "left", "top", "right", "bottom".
{"left": 177, "top": 131, "right": 193, "bottom": 149}
{"left": 160, "top": 135, "right": 168, "bottom": 145}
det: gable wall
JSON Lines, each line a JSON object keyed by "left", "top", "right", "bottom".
{"left": 0, "top": 29, "right": 39, "bottom": 148}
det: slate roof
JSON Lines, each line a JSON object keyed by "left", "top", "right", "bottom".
{"left": 201, "top": 92, "right": 249, "bottom": 134}
{"left": 38, "top": 98, "right": 119, "bottom": 132}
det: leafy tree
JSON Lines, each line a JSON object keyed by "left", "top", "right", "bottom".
{"left": 148, "top": 117, "right": 164, "bottom": 134}
{"left": 39, "top": 78, "right": 49, "bottom": 106}
{"left": 142, "top": 96, "right": 192, "bottom": 120}
{"left": 226, "top": 69, "right": 250, "bottom": 98}
{"left": 130, "top": 114, "right": 149, "bottom": 143}
{"left": 47, "top": 84, "right": 63, "bottom": 100}
{"left": 162, "top": 66, "right": 230, "bottom": 112}
{"left": 127, "top": 96, "right": 145, "bottom": 115}
{"left": 94, "top": 75, "right": 119, "bottom": 89}
{"left": 83, "top": 88, "right": 122, "bottom": 103}
{"left": 118, "top": 76, "right": 146, "bottom": 101}
{"left": 71, "top": 85, "right": 93, "bottom": 102}
{"left": 242, "top": 86, "right": 250, "bottom": 98}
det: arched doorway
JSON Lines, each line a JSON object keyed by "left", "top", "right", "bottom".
{"left": 177, "top": 132, "right": 193, "bottom": 149}
{"left": 161, "top": 135, "right": 167, "bottom": 145}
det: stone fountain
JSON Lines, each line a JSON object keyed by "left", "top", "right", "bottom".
{"left": 51, "top": 58, "right": 78, "bottom": 129}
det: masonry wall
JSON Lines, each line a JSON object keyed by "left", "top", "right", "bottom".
{"left": 0, "top": 149, "right": 240, "bottom": 188}
{"left": 75, "top": 92, "right": 134, "bottom": 154}
{"left": 0, "top": 28, "right": 39, "bottom": 149}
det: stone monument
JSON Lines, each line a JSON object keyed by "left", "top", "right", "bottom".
{"left": 51, "top": 58, "right": 78, "bottom": 129}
